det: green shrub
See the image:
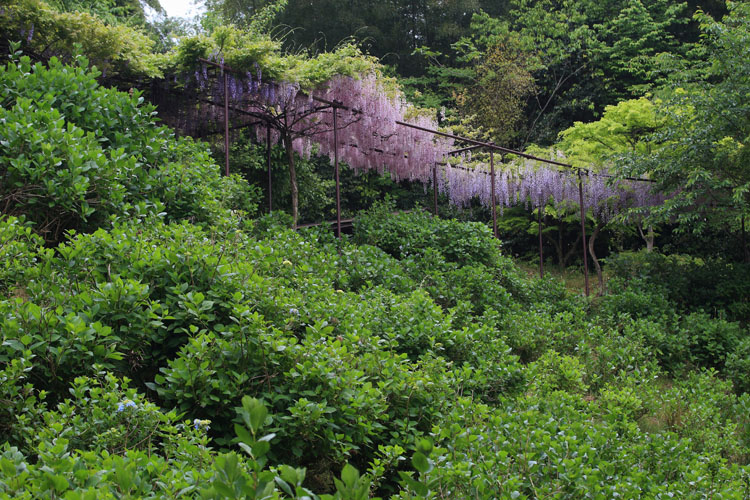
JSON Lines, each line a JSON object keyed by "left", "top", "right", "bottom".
{"left": 607, "top": 250, "right": 750, "bottom": 322}
{"left": 577, "top": 321, "right": 661, "bottom": 391}
{"left": 0, "top": 350, "right": 47, "bottom": 451}
{"left": 1, "top": 1, "right": 165, "bottom": 78}
{"left": 727, "top": 337, "right": 750, "bottom": 394}
{"left": 498, "top": 309, "right": 587, "bottom": 363}
{"left": 149, "top": 303, "right": 460, "bottom": 469}
{"left": 335, "top": 244, "right": 413, "bottom": 294}
{"left": 680, "top": 312, "right": 743, "bottom": 369}
{"left": 32, "top": 371, "right": 178, "bottom": 455}
{"left": 354, "top": 200, "right": 500, "bottom": 267}
{"left": 638, "top": 371, "right": 743, "bottom": 459}
{"left": 597, "top": 278, "right": 675, "bottom": 320}
{"left": 0, "top": 379, "right": 374, "bottom": 499}
{"left": 0, "top": 54, "right": 260, "bottom": 241}
{"left": 528, "top": 350, "right": 589, "bottom": 395}
{"left": 0, "top": 97, "right": 128, "bottom": 240}
{"left": 412, "top": 394, "right": 750, "bottom": 499}
{"left": 622, "top": 315, "right": 687, "bottom": 372}
{"left": 0, "top": 216, "right": 48, "bottom": 294}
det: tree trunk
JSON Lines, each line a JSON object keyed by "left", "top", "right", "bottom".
{"left": 588, "top": 223, "right": 604, "bottom": 296}
{"left": 742, "top": 215, "right": 749, "bottom": 263}
{"left": 637, "top": 222, "right": 654, "bottom": 252}
{"left": 546, "top": 225, "right": 582, "bottom": 271}
{"left": 283, "top": 132, "right": 298, "bottom": 228}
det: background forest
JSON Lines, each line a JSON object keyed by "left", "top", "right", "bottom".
{"left": 1, "top": 0, "right": 750, "bottom": 498}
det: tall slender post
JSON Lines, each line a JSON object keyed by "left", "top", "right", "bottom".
{"left": 266, "top": 123, "right": 272, "bottom": 213}
{"left": 578, "top": 170, "right": 590, "bottom": 296}
{"left": 489, "top": 150, "right": 498, "bottom": 238}
{"left": 433, "top": 162, "right": 438, "bottom": 217}
{"left": 538, "top": 195, "right": 544, "bottom": 279}
{"left": 743, "top": 214, "right": 749, "bottom": 263}
{"left": 223, "top": 69, "right": 230, "bottom": 177}
{"left": 333, "top": 106, "right": 341, "bottom": 239}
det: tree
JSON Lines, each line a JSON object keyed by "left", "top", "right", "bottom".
{"left": 1, "top": 0, "right": 165, "bottom": 78}
{"left": 558, "top": 97, "right": 663, "bottom": 168}
{"left": 200, "top": 0, "right": 506, "bottom": 78}
{"left": 48, "top": 0, "right": 164, "bottom": 25}
{"left": 453, "top": 38, "right": 535, "bottom": 147}
{"left": 505, "top": 0, "right": 695, "bottom": 144}
{"left": 556, "top": 97, "right": 667, "bottom": 288}
{"left": 622, "top": 2, "right": 750, "bottom": 241}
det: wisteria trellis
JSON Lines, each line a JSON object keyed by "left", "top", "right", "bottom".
{"left": 160, "top": 58, "right": 670, "bottom": 294}
{"left": 179, "top": 60, "right": 665, "bottom": 224}
{"left": 440, "top": 157, "right": 666, "bottom": 223}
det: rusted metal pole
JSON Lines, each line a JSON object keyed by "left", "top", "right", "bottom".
{"left": 223, "top": 70, "right": 230, "bottom": 177}
{"left": 538, "top": 195, "right": 544, "bottom": 279}
{"left": 578, "top": 170, "right": 590, "bottom": 296}
{"left": 743, "top": 214, "right": 749, "bottom": 263}
{"left": 267, "top": 123, "right": 272, "bottom": 213}
{"left": 447, "top": 144, "right": 484, "bottom": 156}
{"left": 433, "top": 162, "right": 438, "bottom": 217}
{"left": 333, "top": 106, "right": 341, "bottom": 239}
{"left": 395, "top": 119, "right": 573, "bottom": 168}
{"left": 490, "top": 150, "right": 498, "bottom": 239}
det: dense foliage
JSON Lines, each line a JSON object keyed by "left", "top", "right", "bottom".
{"left": 0, "top": 48, "right": 258, "bottom": 242}
{"left": 1, "top": 61, "right": 749, "bottom": 490}
{"left": 3, "top": 1, "right": 750, "bottom": 498}
{"left": 3, "top": 199, "right": 750, "bottom": 496}
{"left": 620, "top": 2, "right": 750, "bottom": 233}
{"left": 0, "top": 0, "right": 167, "bottom": 77}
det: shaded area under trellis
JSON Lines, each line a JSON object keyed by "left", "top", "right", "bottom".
{"left": 137, "top": 59, "right": 667, "bottom": 297}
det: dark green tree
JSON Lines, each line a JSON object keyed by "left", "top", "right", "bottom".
{"left": 48, "top": 0, "right": 164, "bottom": 26}
{"left": 622, "top": 2, "right": 750, "bottom": 241}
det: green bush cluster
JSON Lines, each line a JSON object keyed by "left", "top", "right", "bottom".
{"left": 600, "top": 251, "right": 750, "bottom": 385}
{"left": 607, "top": 250, "right": 750, "bottom": 322}
{"left": 353, "top": 200, "right": 500, "bottom": 267}
{"left": 2, "top": 57, "right": 750, "bottom": 498}
{"left": 0, "top": 52, "right": 260, "bottom": 243}
{"left": 4, "top": 208, "right": 749, "bottom": 496}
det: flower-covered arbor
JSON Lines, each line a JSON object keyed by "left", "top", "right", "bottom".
{"left": 150, "top": 45, "right": 666, "bottom": 295}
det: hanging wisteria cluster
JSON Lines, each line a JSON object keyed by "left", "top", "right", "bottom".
{"left": 439, "top": 158, "right": 666, "bottom": 222}
{"left": 173, "top": 60, "right": 665, "bottom": 222}
{"left": 183, "top": 60, "right": 454, "bottom": 181}
{"left": 312, "top": 76, "right": 453, "bottom": 182}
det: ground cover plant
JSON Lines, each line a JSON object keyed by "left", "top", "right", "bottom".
{"left": 2, "top": 11, "right": 750, "bottom": 499}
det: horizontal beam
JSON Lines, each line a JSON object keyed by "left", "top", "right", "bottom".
{"left": 447, "top": 144, "right": 484, "bottom": 155}
{"left": 395, "top": 120, "right": 573, "bottom": 168}
{"left": 197, "top": 58, "right": 656, "bottom": 184}
{"left": 189, "top": 120, "right": 264, "bottom": 139}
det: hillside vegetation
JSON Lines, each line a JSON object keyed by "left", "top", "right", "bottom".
{"left": 1, "top": 54, "right": 750, "bottom": 498}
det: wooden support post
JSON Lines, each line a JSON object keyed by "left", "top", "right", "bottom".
{"left": 433, "top": 162, "right": 438, "bottom": 217}
{"left": 490, "top": 150, "right": 498, "bottom": 239}
{"left": 266, "top": 124, "right": 272, "bottom": 213}
{"left": 743, "top": 214, "right": 749, "bottom": 263}
{"left": 333, "top": 106, "right": 341, "bottom": 239}
{"left": 538, "top": 195, "right": 544, "bottom": 279}
{"left": 578, "top": 170, "right": 590, "bottom": 296}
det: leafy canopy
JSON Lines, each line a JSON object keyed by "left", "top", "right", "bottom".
{"left": 559, "top": 97, "right": 663, "bottom": 168}
{"left": 621, "top": 2, "right": 750, "bottom": 231}
{"left": 1, "top": 0, "right": 166, "bottom": 78}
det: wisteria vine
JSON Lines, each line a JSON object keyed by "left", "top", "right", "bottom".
{"left": 183, "top": 61, "right": 453, "bottom": 179}
{"left": 179, "top": 60, "right": 664, "bottom": 222}
{"left": 440, "top": 157, "right": 666, "bottom": 222}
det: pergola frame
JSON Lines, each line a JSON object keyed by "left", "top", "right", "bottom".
{"left": 189, "top": 57, "right": 661, "bottom": 296}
